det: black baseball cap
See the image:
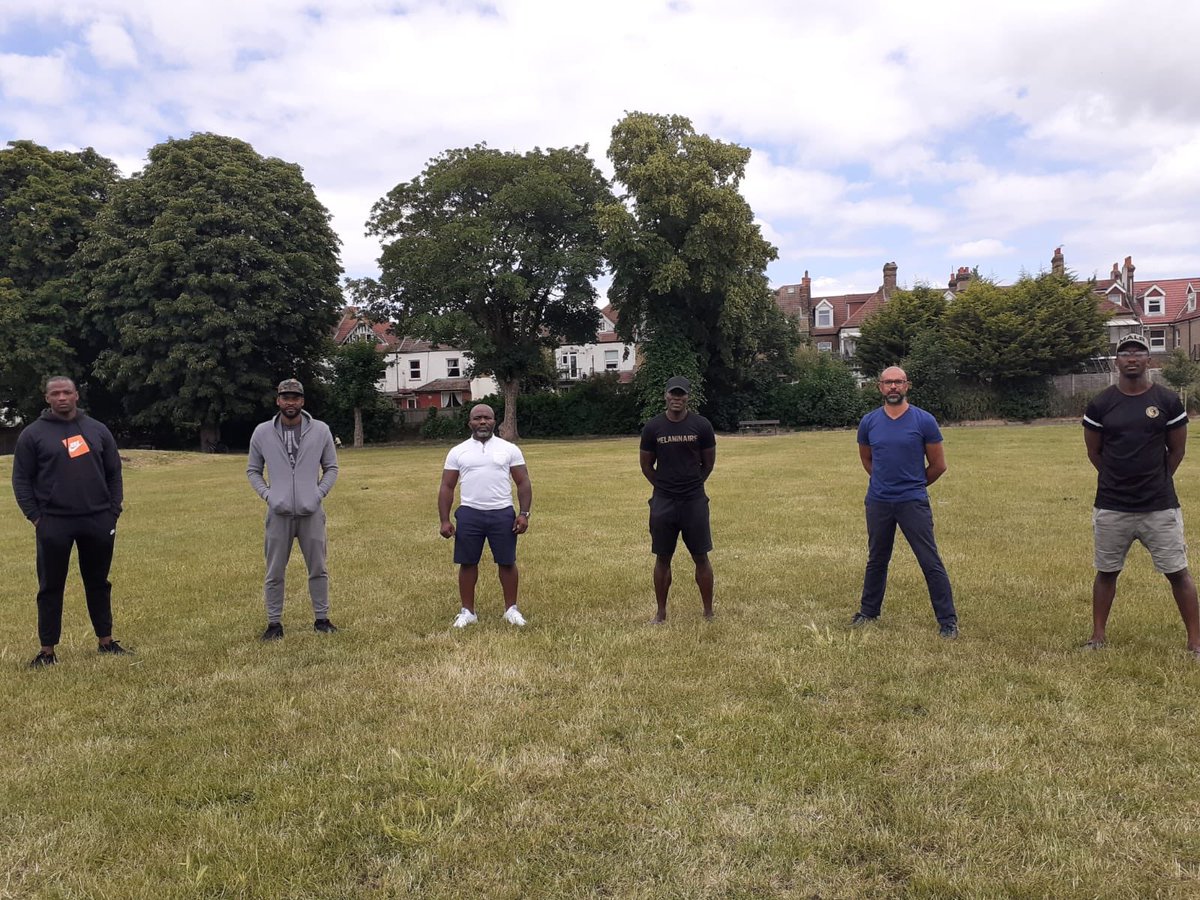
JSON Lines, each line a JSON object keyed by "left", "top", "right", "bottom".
{"left": 665, "top": 376, "right": 691, "bottom": 394}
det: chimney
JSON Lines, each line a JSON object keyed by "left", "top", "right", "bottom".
{"left": 1122, "top": 255, "right": 1136, "bottom": 296}
{"left": 1051, "top": 247, "right": 1064, "bottom": 277}
{"left": 883, "top": 261, "right": 898, "bottom": 294}
{"left": 801, "top": 270, "right": 811, "bottom": 304}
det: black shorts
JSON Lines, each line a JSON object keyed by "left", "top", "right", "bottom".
{"left": 454, "top": 506, "right": 518, "bottom": 565}
{"left": 649, "top": 493, "right": 712, "bottom": 557}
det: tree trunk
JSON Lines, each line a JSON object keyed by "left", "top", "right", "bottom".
{"left": 353, "top": 406, "right": 364, "bottom": 448}
{"left": 499, "top": 377, "right": 519, "bottom": 441}
{"left": 200, "top": 422, "right": 221, "bottom": 453}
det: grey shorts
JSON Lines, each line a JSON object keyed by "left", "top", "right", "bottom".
{"left": 1093, "top": 507, "right": 1189, "bottom": 574}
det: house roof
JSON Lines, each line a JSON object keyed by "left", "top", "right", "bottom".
{"left": 412, "top": 377, "right": 471, "bottom": 393}
{"left": 809, "top": 291, "right": 877, "bottom": 336}
{"left": 332, "top": 307, "right": 400, "bottom": 350}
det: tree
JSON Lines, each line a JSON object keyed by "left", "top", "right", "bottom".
{"left": 601, "top": 112, "right": 796, "bottom": 426}
{"left": 0, "top": 141, "right": 119, "bottom": 416}
{"left": 941, "top": 272, "right": 1109, "bottom": 382}
{"left": 854, "top": 285, "right": 949, "bottom": 379}
{"left": 78, "top": 134, "right": 343, "bottom": 449}
{"left": 1162, "top": 349, "right": 1200, "bottom": 403}
{"left": 329, "top": 338, "right": 388, "bottom": 448}
{"left": 359, "top": 144, "right": 611, "bottom": 440}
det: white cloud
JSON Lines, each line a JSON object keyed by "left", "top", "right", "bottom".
{"left": 949, "top": 239, "right": 1015, "bottom": 258}
{"left": 0, "top": 52, "right": 72, "bottom": 104}
{"left": 85, "top": 20, "right": 137, "bottom": 67}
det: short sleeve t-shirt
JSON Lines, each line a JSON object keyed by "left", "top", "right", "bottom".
{"left": 1083, "top": 384, "right": 1187, "bottom": 511}
{"left": 282, "top": 423, "right": 301, "bottom": 467}
{"left": 444, "top": 435, "right": 527, "bottom": 510}
{"left": 639, "top": 412, "right": 716, "bottom": 500}
{"left": 857, "top": 405, "right": 943, "bottom": 503}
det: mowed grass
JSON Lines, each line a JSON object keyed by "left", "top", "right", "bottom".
{"left": 3, "top": 424, "right": 1200, "bottom": 898}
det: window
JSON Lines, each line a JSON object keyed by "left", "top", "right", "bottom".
{"left": 1188, "top": 287, "right": 1197, "bottom": 313}
{"left": 1145, "top": 290, "right": 1164, "bottom": 316}
{"left": 786, "top": 286, "right": 795, "bottom": 294}
{"left": 604, "top": 349, "right": 619, "bottom": 370}
{"left": 441, "top": 392, "right": 463, "bottom": 408}
{"left": 817, "top": 341, "right": 833, "bottom": 352}
{"left": 446, "top": 358, "right": 460, "bottom": 378}
{"left": 1149, "top": 329, "right": 1166, "bottom": 351}
{"left": 815, "top": 301, "right": 833, "bottom": 329}
{"left": 405, "top": 397, "right": 417, "bottom": 410}
{"left": 560, "top": 352, "right": 578, "bottom": 378}
{"left": 409, "top": 359, "right": 421, "bottom": 382}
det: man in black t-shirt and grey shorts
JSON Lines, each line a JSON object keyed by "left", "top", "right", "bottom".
{"left": 1082, "top": 333, "right": 1200, "bottom": 656}
{"left": 639, "top": 376, "right": 717, "bottom": 623}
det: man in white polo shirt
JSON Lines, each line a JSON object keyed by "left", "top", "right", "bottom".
{"left": 438, "top": 404, "right": 532, "bottom": 628}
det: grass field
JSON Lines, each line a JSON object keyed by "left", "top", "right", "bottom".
{"left": 3, "top": 423, "right": 1200, "bottom": 898}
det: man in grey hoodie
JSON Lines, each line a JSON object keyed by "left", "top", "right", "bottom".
{"left": 247, "top": 379, "right": 339, "bottom": 640}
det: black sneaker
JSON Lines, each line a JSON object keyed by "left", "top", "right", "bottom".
{"left": 939, "top": 623, "right": 959, "bottom": 639}
{"left": 261, "top": 622, "right": 284, "bottom": 641}
{"left": 98, "top": 639, "right": 131, "bottom": 654}
{"left": 849, "top": 612, "right": 879, "bottom": 627}
{"left": 29, "top": 651, "right": 57, "bottom": 668}
{"left": 314, "top": 619, "right": 338, "bottom": 634}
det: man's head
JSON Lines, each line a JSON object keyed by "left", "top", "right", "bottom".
{"left": 1115, "top": 334, "right": 1151, "bottom": 378}
{"left": 468, "top": 404, "right": 495, "bottom": 441}
{"left": 878, "top": 366, "right": 909, "bottom": 405}
{"left": 664, "top": 375, "right": 690, "bottom": 415}
{"left": 44, "top": 376, "right": 79, "bottom": 420}
{"left": 276, "top": 378, "right": 305, "bottom": 420}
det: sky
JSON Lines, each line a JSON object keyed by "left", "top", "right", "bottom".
{"left": 2, "top": 0, "right": 1199, "bottom": 300}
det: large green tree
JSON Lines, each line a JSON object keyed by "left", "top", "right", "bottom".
{"left": 854, "top": 284, "right": 949, "bottom": 379}
{"left": 358, "top": 144, "right": 611, "bottom": 440}
{"left": 78, "top": 133, "right": 343, "bottom": 449}
{"left": 0, "top": 140, "right": 119, "bottom": 416}
{"left": 942, "top": 271, "right": 1109, "bottom": 382}
{"left": 601, "top": 112, "right": 795, "bottom": 426}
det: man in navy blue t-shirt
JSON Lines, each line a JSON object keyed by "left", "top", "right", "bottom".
{"left": 851, "top": 365, "right": 957, "bottom": 636}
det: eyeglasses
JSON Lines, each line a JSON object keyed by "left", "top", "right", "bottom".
{"left": 880, "top": 379, "right": 907, "bottom": 385}
{"left": 1115, "top": 350, "right": 1149, "bottom": 358}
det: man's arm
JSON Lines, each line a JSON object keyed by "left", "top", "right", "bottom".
{"left": 1083, "top": 428, "right": 1104, "bottom": 474}
{"left": 438, "top": 469, "right": 459, "bottom": 538}
{"left": 11, "top": 433, "right": 40, "bottom": 523}
{"left": 924, "top": 441, "right": 947, "bottom": 485}
{"left": 247, "top": 431, "right": 270, "bottom": 500}
{"left": 511, "top": 464, "right": 532, "bottom": 534}
{"left": 699, "top": 446, "right": 716, "bottom": 482}
{"left": 1166, "top": 425, "right": 1187, "bottom": 476}
{"left": 858, "top": 443, "right": 873, "bottom": 476}
{"left": 639, "top": 450, "right": 657, "bottom": 488}
{"left": 317, "top": 428, "right": 339, "bottom": 497}
{"left": 101, "top": 425, "right": 123, "bottom": 516}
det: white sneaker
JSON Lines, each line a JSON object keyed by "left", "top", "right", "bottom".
{"left": 452, "top": 608, "right": 478, "bottom": 629}
{"left": 502, "top": 606, "right": 527, "bottom": 627}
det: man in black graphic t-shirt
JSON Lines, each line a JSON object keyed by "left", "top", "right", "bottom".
{"left": 1082, "top": 333, "right": 1199, "bottom": 655}
{"left": 639, "top": 376, "right": 717, "bottom": 623}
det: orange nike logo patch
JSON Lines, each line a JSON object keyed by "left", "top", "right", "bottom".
{"left": 63, "top": 435, "right": 91, "bottom": 458}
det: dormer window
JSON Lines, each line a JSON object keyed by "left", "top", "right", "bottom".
{"left": 815, "top": 300, "right": 834, "bottom": 329}
{"left": 1145, "top": 288, "right": 1164, "bottom": 316}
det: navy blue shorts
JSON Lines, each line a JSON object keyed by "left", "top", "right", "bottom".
{"left": 454, "top": 506, "right": 518, "bottom": 565}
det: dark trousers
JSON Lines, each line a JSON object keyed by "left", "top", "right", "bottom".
{"left": 35, "top": 513, "right": 117, "bottom": 647}
{"left": 860, "top": 499, "right": 956, "bottom": 626}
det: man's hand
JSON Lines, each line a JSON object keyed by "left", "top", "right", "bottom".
{"left": 440, "top": 520, "right": 455, "bottom": 539}
{"left": 512, "top": 513, "right": 529, "bottom": 535}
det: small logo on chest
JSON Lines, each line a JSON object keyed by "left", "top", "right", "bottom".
{"left": 1146, "top": 406, "right": 1161, "bottom": 419}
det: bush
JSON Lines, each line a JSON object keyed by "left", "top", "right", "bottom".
{"left": 473, "top": 374, "right": 642, "bottom": 438}
{"left": 766, "top": 352, "right": 867, "bottom": 428}
{"left": 420, "top": 405, "right": 469, "bottom": 440}
{"left": 992, "top": 377, "right": 1052, "bottom": 421}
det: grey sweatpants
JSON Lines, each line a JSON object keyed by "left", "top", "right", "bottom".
{"left": 264, "top": 508, "right": 329, "bottom": 622}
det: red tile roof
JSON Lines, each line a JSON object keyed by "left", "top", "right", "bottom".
{"left": 332, "top": 307, "right": 400, "bottom": 350}
{"left": 809, "top": 291, "right": 876, "bottom": 336}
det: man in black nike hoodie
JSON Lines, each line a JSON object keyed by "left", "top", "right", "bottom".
{"left": 11, "top": 376, "right": 129, "bottom": 667}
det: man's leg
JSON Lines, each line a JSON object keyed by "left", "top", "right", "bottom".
{"left": 896, "top": 500, "right": 956, "bottom": 626}
{"left": 75, "top": 512, "right": 117, "bottom": 644}
{"left": 1165, "top": 569, "right": 1200, "bottom": 652}
{"left": 295, "top": 509, "right": 330, "bottom": 620}
{"left": 859, "top": 502, "right": 897, "bottom": 619}
{"left": 691, "top": 552, "right": 714, "bottom": 619}
{"left": 1090, "top": 571, "right": 1120, "bottom": 645}
{"left": 653, "top": 554, "right": 673, "bottom": 622}
{"left": 458, "top": 564, "right": 479, "bottom": 613}
{"left": 34, "top": 516, "right": 73, "bottom": 653}
{"left": 498, "top": 563, "right": 519, "bottom": 609}
{"left": 263, "top": 512, "right": 295, "bottom": 624}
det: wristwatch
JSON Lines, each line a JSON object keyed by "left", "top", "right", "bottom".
{"left": 518, "top": 511, "right": 531, "bottom": 518}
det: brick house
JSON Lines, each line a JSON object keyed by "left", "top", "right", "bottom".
{"left": 773, "top": 261, "right": 900, "bottom": 359}
{"left": 555, "top": 304, "right": 637, "bottom": 384}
